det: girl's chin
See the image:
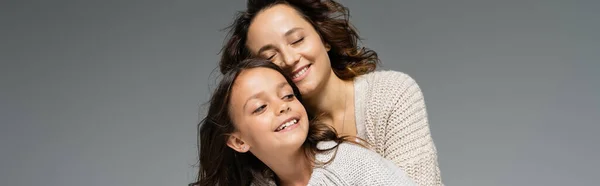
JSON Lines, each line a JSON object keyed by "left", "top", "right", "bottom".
{"left": 280, "top": 129, "right": 309, "bottom": 149}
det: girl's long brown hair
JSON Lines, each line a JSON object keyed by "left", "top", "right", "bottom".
{"left": 191, "top": 59, "right": 361, "bottom": 186}
{"left": 219, "top": 0, "right": 379, "bottom": 80}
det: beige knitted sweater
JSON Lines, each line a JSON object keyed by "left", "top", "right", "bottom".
{"left": 250, "top": 141, "right": 418, "bottom": 186}
{"left": 353, "top": 70, "right": 442, "bottom": 186}
{"left": 308, "top": 141, "right": 417, "bottom": 186}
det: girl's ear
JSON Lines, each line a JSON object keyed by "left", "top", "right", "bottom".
{"left": 324, "top": 43, "right": 331, "bottom": 51}
{"left": 226, "top": 132, "right": 250, "bottom": 153}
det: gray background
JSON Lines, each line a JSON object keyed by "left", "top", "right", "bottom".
{"left": 1, "top": 0, "right": 598, "bottom": 185}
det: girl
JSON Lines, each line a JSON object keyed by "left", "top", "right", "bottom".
{"left": 219, "top": 0, "right": 442, "bottom": 185}
{"left": 191, "top": 59, "right": 416, "bottom": 186}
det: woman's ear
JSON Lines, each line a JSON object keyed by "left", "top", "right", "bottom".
{"left": 325, "top": 43, "right": 331, "bottom": 51}
{"left": 226, "top": 132, "right": 250, "bottom": 153}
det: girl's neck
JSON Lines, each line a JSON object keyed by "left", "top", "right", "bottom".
{"left": 267, "top": 149, "right": 312, "bottom": 186}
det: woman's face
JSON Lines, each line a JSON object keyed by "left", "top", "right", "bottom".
{"left": 227, "top": 67, "right": 310, "bottom": 158}
{"left": 246, "top": 4, "right": 334, "bottom": 98}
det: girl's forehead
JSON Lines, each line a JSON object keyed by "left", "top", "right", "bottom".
{"left": 236, "top": 68, "right": 285, "bottom": 87}
{"left": 230, "top": 68, "right": 290, "bottom": 101}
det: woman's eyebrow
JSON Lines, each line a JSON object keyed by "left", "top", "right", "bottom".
{"left": 256, "top": 27, "right": 304, "bottom": 54}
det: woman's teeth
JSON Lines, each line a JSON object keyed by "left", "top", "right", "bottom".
{"left": 292, "top": 66, "right": 308, "bottom": 79}
{"left": 276, "top": 119, "right": 298, "bottom": 131}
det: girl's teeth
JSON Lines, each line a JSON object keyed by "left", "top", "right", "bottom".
{"left": 277, "top": 119, "right": 298, "bottom": 131}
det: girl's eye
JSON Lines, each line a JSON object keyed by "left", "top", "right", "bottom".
{"left": 283, "top": 94, "right": 295, "bottom": 100}
{"left": 292, "top": 37, "right": 304, "bottom": 45}
{"left": 267, "top": 54, "right": 276, "bottom": 60}
{"left": 253, "top": 105, "right": 266, "bottom": 114}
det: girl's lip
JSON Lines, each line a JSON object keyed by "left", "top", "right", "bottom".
{"left": 275, "top": 117, "right": 300, "bottom": 132}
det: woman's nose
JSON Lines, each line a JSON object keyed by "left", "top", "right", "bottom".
{"left": 281, "top": 47, "right": 300, "bottom": 67}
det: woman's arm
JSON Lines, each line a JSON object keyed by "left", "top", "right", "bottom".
{"left": 379, "top": 71, "right": 443, "bottom": 186}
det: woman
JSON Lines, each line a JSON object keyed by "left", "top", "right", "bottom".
{"left": 192, "top": 59, "right": 416, "bottom": 186}
{"left": 219, "top": 0, "right": 442, "bottom": 185}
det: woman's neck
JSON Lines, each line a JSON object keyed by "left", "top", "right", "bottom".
{"left": 266, "top": 149, "right": 312, "bottom": 186}
{"left": 304, "top": 70, "right": 355, "bottom": 135}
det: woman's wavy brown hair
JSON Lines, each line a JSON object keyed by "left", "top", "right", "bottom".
{"left": 190, "top": 59, "right": 363, "bottom": 186}
{"left": 220, "top": 0, "right": 379, "bottom": 80}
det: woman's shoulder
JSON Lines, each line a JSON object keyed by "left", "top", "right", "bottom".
{"left": 355, "top": 70, "right": 419, "bottom": 91}
{"left": 354, "top": 70, "right": 424, "bottom": 111}
{"left": 355, "top": 70, "right": 414, "bottom": 82}
{"left": 353, "top": 70, "right": 425, "bottom": 137}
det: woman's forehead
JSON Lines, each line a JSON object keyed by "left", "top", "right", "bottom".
{"left": 246, "top": 4, "right": 312, "bottom": 48}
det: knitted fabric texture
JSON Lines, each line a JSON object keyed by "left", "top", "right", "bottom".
{"left": 250, "top": 141, "right": 416, "bottom": 186}
{"left": 354, "top": 70, "right": 443, "bottom": 186}
{"left": 307, "top": 141, "right": 417, "bottom": 186}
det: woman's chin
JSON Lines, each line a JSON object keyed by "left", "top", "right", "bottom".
{"left": 297, "top": 82, "right": 319, "bottom": 99}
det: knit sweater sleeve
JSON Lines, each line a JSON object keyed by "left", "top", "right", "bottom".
{"left": 308, "top": 141, "right": 417, "bottom": 186}
{"left": 359, "top": 71, "right": 442, "bottom": 186}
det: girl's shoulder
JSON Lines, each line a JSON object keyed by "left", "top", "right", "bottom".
{"left": 314, "top": 141, "right": 378, "bottom": 165}
{"left": 310, "top": 141, "right": 418, "bottom": 186}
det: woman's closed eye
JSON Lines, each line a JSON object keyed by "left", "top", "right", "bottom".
{"left": 291, "top": 37, "right": 304, "bottom": 45}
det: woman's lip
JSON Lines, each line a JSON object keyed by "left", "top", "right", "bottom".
{"left": 291, "top": 64, "right": 309, "bottom": 75}
{"left": 291, "top": 65, "right": 310, "bottom": 82}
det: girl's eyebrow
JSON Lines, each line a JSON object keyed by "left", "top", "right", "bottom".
{"left": 243, "top": 81, "right": 289, "bottom": 110}
{"left": 276, "top": 81, "right": 289, "bottom": 90}
{"left": 243, "top": 92, "right": 265, "bottom": 110}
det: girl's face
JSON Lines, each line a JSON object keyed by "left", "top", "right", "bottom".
{"left": 227, "top": 67, "right": 310, "bottom": 158}
{"left": 246, "top": 4, "right": 334, "bottom": 98}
